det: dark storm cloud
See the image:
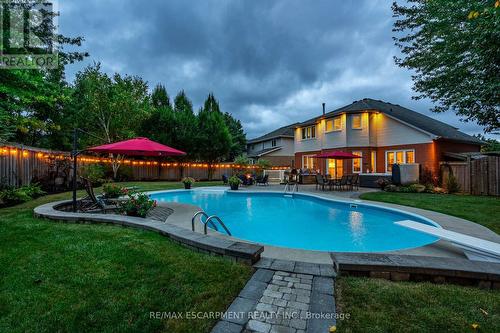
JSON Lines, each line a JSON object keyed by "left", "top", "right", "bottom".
{"left": 59, "top": 0, "right": 488, "bottom": 139}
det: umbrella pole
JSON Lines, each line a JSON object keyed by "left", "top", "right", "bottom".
{"left": 72, "top": 129, "right": 78, "bottom": 212}
{"left": 335, "top": 159, "right": 337, "bottom": 179}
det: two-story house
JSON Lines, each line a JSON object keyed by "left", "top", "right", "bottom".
{"left": 294, "top": 98, "right": 482, "bottom": 177}
{"left": 247, "top": 123, "right": 298, "bottom": 166}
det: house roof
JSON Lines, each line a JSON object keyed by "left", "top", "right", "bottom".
{"left": 297, "top": 98, "right": 482, "bottom": 145}
{"left": 247, "top": 123, "right": 299, "bottom": 144}
{"left": 247, "top": 147, "right": 282, "bottom": 158}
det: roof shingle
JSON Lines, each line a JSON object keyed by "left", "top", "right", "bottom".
{"left": 247, "top": 123, "right": 298, "bottom": 144}
{"left": 298, "top": 98, "right": 482, "bottom": 144}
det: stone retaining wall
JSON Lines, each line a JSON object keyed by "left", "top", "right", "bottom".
{"left": 34, "top": 200, "right": 264, "bottom": 265}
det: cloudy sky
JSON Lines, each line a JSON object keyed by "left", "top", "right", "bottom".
{"left": 59, "top": 0, "right": 489, "bottom": 139}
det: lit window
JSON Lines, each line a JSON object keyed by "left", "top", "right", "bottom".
{"left": 352, "top": 151, "right": 362, "bottom": 173}
{"left": 303, "top": 155, "right": 316, "bottom": 169}
{"left": 333, "top": 117, "right": 342, "bottom": 130}
{"left": 406, "top": 151, "right": 415, "bottom": 163}
{"left": 326, "top": 120, "right": 333, "bottom": 132}
{"left": 370, "top": 151, "right": 376, "bottom": 173}
{"left": 352, "top": 115, "right": 362, "bottom": 129}
{"left": 386, "top": 152, "right": 395, "bottom": 173}
{"left": 301, "top": 125, "right": 316, "bottom": 139}
{"left": 396, "top": 151, "right": 404, "bottom": 164}
{"left": 385, "top": 149, "right": 416, "bottom": 172}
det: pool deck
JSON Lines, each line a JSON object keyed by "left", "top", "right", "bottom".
{"left": 34, "top": 186, "right": 500, "bottom": 290}
{"left": 161, "top": 185, "right": 499, "bottom": 264}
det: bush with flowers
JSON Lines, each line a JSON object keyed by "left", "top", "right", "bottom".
{"left": 102, "top": 183, "right": 124, "bottom": 199}
{"left": 118, "top": 188, "right": 157, "bottom": 217}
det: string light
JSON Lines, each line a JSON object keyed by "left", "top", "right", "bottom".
{"left": 0, "top": 145, "right": 289, "bottom": 170}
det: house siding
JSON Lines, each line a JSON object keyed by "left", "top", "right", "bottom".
{"left": 247, "top": 137, "right": 295, "bottom": 167}
{"left": 373, "top": 113, "right": 433, "bottom": 146}
{"left": 295, "top": 140, "right": 480, "bottom": 177}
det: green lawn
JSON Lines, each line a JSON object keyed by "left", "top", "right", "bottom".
{"left": 336, "top": 277, "right": 500, "bottom": 333}
{"left": 360, "top": 192, "right": 500, "bottom": 234}
{"left": 0, "top": 181, "right": 253, "bottom": 333}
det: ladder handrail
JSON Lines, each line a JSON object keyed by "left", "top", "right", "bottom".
{"left": 204, "top": 215, "right": 232, "bottom": 236}
{"left": 284, "top": 182, "right": 298, "bottom": 194}
{"left": 192, "top": 211, "right": 218, "bottom": 232}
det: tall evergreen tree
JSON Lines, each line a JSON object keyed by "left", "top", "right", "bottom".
{"left": 224, "top": 112, "right": 247, "bottom": 161}
{"left": 197, "top": 94, "right": 232, "bottom": 179}
{"left": 151, "top": 84, "right": 170, "bottom": 108}
{"left": 172, "top": 91, "right": 198, "bottom": 159}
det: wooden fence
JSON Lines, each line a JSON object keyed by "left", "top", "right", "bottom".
{"left": 0, "top": 143, "right": 287, "bottom": 188}
{"left": 440, "top": 156, "right": 500, "bottom": 196}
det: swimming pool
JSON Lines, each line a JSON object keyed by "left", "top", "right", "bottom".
{"left": 150, "top": 188, "right": 439, "bottom": 252}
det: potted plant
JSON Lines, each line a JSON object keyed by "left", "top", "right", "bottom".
{"left": 182, "top": 177, "right": 195, "bottom": 189}
{"left": 228, "top": 175, "right": 241, "bottom": 190}
{"left": 118, "top": 191, "right": 157, "bottom": 218}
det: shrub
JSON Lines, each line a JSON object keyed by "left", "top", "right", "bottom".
{"left": 446, "top": 175, "right": 461, "bottom": 194}
{"left": 81, "top": 164, "right": 106, "bottom": 185}
{"left": 228, "top": 176, "right": 241, "bottom": 186}
{"left": 424, "top": 183, "right": 435, "bottom": 193}
{"left": 398, "top": 184, "right": 419, "bottom": 193}
{"left": 375, "top": 178, "right": 391, "bottom": 190}
{"left": 420, "top": 167, "right": 438, "bottom": 186}
{"left": 102, "top": 183, "right": 123, "bottom": 199}
{"left": 119, "top": 190, "right": 156, "bottom": 218}
{"left": 384, "top": 184, "right": 398, "bottom": 192}
{"left": 181, "top": 177, "right": 195, "bottom": 185}
{"left": 0, "top": 183, "right": 45, "bottom": 207}
{"left": 22, "top": 183, "right": 45, "bottom": 198}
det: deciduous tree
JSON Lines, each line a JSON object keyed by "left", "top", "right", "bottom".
{"left": 392, "top": 0, "right": 500, "bottom": 133}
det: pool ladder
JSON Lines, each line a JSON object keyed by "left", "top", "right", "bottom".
{"left": 284, "top": 182, "right": 298, "bottom": 196}
{"left": 191, "top": 211, "right": 232, "bottom": 236}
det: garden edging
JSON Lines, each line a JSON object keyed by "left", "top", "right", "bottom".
{"left": 33, "top": 200, "right": 264, "bottom": 265}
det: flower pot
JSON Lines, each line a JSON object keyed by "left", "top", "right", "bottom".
{"left": 126, "top": 209, "right": 139, "bottom": 217}
{"left": 184, "top": 183, "right": 192, "bottom": 189}
{"left": 230, "top": 183, "right": 239, "bottom": 190}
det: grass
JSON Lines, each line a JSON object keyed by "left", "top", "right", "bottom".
{"left": 0, "top": 181, "right": 253, "bottom": 333}
{"left": 359, "top": 192, "right": 500, "bottom": 234}
{"left": 336, "top": 277, "right": 500, "bottom": 333}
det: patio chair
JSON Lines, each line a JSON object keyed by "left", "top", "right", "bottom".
{"left": 315, "top": 174, "right": 328, "bottom": 191}
{"left": 350, "top": 174, "right": 359, "bottom": 190}
{"left": 332, "top": 175, "right": 348, "bottom": 191}
{"left": 79, "top": 177, "right": 118, "bottom": 213}
{"left": 222, "top": 174, "right": 228, "bottom": 185}
{"left": 256, "top": 174, "right": 269, "bottom": 186}
{"left": 346, "top": 175, "right": 353, "bottom": 190}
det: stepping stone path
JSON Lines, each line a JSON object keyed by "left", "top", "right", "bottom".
{"left": 212, "top": 261, "right": 336, "bottom": 333}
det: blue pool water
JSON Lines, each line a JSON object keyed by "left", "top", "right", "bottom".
{"left": 150, "top": 189, "right": 439, "bottom": 252}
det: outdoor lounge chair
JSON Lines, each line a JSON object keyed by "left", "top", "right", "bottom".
{"left": 396, "top": 220, "right": 500, "bottom": 263}
{"left": 256, "top": 174, "right": 269, "bottom": 186}
{"left": 79, "top": 177, "right": 118, "bottom": 213}
{"left": 315, "top": 174, "right": 328, "bottom": 191}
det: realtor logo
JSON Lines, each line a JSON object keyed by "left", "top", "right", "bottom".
{"left": 0, "top": 0, "right": 58, "bottom": 69}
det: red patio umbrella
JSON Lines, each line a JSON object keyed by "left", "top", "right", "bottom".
{"left": 313, "top": 151, "right": 361, "bottom": 178}
{"left": 87, "top": 137, "right": 186, "bottom": 156}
